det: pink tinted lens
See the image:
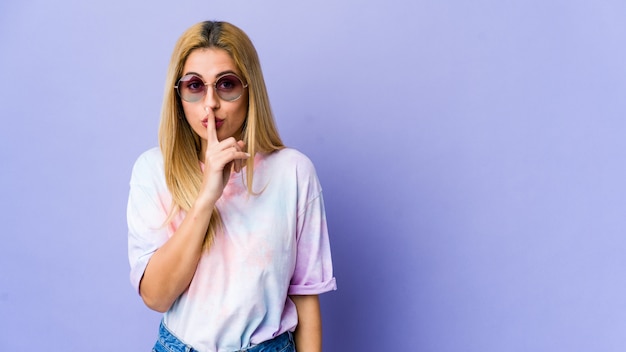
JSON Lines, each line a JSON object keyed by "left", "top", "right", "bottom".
{"left": 177, "top": 74, "right": 206, "bottom": 102}
{"left": 215, "top": 74, "right": 245, "bottom": 101}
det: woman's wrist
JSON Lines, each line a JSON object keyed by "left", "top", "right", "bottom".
{"left": 193, "top": 194, "right": 217, "bottom": 214}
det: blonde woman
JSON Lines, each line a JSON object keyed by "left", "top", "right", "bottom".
{"left": 127, "top": 21, "right": 336, "bottom": 352}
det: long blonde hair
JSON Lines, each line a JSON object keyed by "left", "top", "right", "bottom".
{"left": 158, "top": 21, "right": 284, "bottom": 249}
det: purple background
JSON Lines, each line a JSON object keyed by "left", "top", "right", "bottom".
{"left": 1, "top": 0, "right": 626, "bottom": 351}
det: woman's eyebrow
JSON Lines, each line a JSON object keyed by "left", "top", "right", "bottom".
{"left": 182, "top": 71, "right": 203, "bottom": 78}
{"left": 182, "top": 70, "right": 239, "bottom": 80}
{"left": 215, "top": 70, "right": 238, "bottom": 78}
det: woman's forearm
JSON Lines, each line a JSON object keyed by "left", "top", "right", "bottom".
{"left": 290, "top": 295, "right": 322, "bottom": 352}
{"left": 139, "top": 199, "right": 214, "bottom": 312}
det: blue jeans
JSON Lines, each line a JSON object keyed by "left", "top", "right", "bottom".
{"left": 152, "top": 320, "right": 296, "bottom": 352}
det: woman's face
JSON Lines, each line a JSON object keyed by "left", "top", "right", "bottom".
{"left": 179, "top": 47, "right": 248, "bottom": 148}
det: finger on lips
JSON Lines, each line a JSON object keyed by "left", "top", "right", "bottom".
{"left": 203, "top": 108, "right": 249, "bottom": 172}
{"left": 204, "top": 107, "right": 219, "bottom": 146}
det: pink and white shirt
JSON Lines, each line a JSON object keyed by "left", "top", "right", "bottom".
{"left": 127, "top": 147, "right": 336, "bottom": 351}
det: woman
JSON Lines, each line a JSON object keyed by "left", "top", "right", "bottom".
{"left": 127, "top": 21, "right": 336, "bottom": 351}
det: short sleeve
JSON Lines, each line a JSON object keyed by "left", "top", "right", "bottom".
{"left": 127, "top": 150, "right": 171, "bottom": 293}
{"left": 288, "top": 159, "right": 337, "bottom": 295}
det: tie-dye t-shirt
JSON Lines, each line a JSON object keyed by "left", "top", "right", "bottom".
{"left": 127, "top": 147, "right": 336, "bottom": 351}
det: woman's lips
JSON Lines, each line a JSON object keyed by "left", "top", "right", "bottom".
{"left": 202, "top": 118, "right": 225, "bottom": 129}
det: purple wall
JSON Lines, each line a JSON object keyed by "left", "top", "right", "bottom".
{"left": 1, "top": 1, "right": 626, "bottom": 350}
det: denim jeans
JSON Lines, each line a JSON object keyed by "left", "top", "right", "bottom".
{"left": 152, "top": 320, "right": 296, "bottom": 352}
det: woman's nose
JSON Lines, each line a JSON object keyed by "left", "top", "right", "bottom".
{"left": 203, "top": 84, "right": 220, "bottom": 109}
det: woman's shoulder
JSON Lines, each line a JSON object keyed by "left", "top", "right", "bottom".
{"left": 262, "top": 148, "right": 320, "bottom": 181}
{"left": 268, "top": 147, "right": 316, "bottom": 169}
{"left": 133, "top": 147, "right": 163, "bottom": 167}
{"left": 130, "top": 147, "right": 164, "bottom": 183}
{"left": 269, "top": 147, "right": 312, "bottom": 163}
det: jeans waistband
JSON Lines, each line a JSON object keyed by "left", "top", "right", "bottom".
{"left": 239, "top": 330, "right": 293, "bottom": 352}
{"left": 157, "top": 320, "right": 294, "bottom": 352}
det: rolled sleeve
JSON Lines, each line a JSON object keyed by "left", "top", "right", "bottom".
{"left": 126, "top": 150, "right": 170, "bottom": 293}
{"left": 288, "top": 191, "right": 337, "bottom": 295}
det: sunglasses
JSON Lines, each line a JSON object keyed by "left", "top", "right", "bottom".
{"left": 175, "top": 73, "right": 248, "bottom": 103}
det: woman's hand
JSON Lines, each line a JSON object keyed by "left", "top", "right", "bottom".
{"left": 199, "top": 109, "right": 249, "bottom": 204}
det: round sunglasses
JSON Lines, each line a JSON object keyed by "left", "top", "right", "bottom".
{"left": 175, "top": 73, "right": 248, "bottom": 103}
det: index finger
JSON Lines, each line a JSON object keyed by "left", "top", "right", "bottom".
{"left": 204, "top": 106, "right": 219, "bottom": 146}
